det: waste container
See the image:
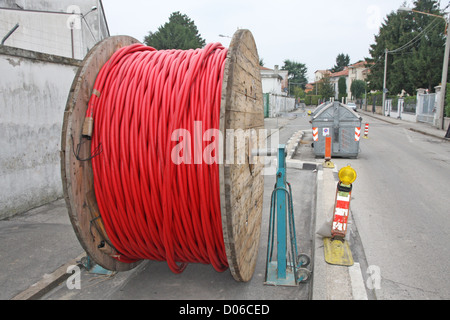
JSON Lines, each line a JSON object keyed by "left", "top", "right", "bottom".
{"left": 311, "top": 101, "right": 362, "bottom": 158}
{"left": 310, "top": 101, "right": 329, "bottom": 117}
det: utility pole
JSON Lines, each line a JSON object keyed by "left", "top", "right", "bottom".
{"left": 436, "top": 14, "right": 450, "bottom": 130}
{"left": 382, "top": 48, "right": 388, "bottom": 116}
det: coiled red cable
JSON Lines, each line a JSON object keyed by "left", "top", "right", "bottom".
{"left": 87, "top": 43, "right": 229, "bottom": 274}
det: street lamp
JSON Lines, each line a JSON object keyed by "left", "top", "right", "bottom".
{"left": 398, "top": 6, "right": 449, "bottom": 130}
{"left": 81, "top": 6, "right": 98, "bottom": 42}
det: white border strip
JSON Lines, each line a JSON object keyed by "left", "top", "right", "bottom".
{"left": 348, "top": 262, "right": 368, "bottom": 300}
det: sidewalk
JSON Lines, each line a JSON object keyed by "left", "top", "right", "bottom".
{"left": 358, "top": 110, "right": 449, "bottom": 141}
{"left": 0, "top": 199, "right": 84, "bottom": 300}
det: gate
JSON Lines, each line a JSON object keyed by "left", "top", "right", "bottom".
{"left": 264, "top": 93, "right": 270, "bottom": 118}
{"left": 417, "top": 93, "right": 435, "bottom": 123}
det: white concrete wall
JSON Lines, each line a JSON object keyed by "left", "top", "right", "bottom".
{"left": 0, "top": 46, "right": 80, "bottom": 219}
{"left": 269, "top": 94, "right": 296, "bottom": 117}
{"left": 386, "top": 99, "right": 417, "bottom": 122}
{"left": 0, "top": 0, "right": 109, "bottom": 60}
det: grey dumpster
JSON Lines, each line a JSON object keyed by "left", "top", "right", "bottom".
{"left": 310, "top": 101, "right": 330, "bottom": 117}
{"left": 311, "top": 101, "right": 362, "bottom": 158}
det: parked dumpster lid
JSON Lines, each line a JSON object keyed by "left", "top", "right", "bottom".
{"left": 312, "top": 101, "right": 362, "bottom": 122}
{"left": 311, "top": 101, "right": 332, "bottom": 117}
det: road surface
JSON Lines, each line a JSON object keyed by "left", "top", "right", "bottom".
{"left": 332, "top": 115, "right": 450, "bottom": 299}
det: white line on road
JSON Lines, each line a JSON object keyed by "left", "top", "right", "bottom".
{"left": 403, "top": 128, "right": 414, "bottom": 143}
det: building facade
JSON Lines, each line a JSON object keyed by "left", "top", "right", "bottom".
{"left": 260, "top": 65, "right": 288, "bottom": 95}
{"left": 312, "top": 61, "right": 369, "bottom": 101}
{"left": 0, "top": 1, "right": 109, "bottom": 218}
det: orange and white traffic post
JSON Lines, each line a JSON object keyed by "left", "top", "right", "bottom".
{"left": 364, "top": 123, "right": 369, "bottom": 139}
{"left": 323, "top": 136, "right": 334, "bottom": 168}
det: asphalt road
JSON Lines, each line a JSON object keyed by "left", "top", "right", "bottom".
{"left": 331, "top": 116, "right": 450, "bottom": 299}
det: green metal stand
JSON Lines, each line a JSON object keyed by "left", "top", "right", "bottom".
{"left": 264, "top": 145, "right": 311, "bottom": 286}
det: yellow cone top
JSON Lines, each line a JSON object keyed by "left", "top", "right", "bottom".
{"left": 339, "top": 166, "right": 357, "bottom": 185}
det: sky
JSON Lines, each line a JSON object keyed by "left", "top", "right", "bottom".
{"left": 101, "top": 0, "right": 448, "bottom": 83}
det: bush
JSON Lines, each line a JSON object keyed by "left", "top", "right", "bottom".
{"left": 338, "top": 93, "right": 347, "bottom": 103}
{"left": 305, "top": 95, "right": 320, "bottom": 106}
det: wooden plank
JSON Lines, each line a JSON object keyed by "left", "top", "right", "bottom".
{"left": 11, "top": 253, "right": 86, "bottom": 300}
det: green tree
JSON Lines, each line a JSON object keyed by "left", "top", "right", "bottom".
{"left": 144, "top": 12, "right": 206, "bottom": 50}
{"left": 338, "top": 76, "right": 347, "bottom": 98}
{"left": 292, "top": 86, "right": 306, "bottom": 100}
{"left": 331, "top": 53, "right": 350, "bottom": 73}
{"left": 350, "top": 80, "right": 366, "bottom": 99}
{"left": 318, "top": 74, "right": 334, "bottom": 100}
{"left": 366, "top": 0, "right": 447, "bottom": 95}
{"left": 281, "top": 59, "right": 308, "bottom": 90}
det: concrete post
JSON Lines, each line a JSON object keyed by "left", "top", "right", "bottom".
{"left": 434, "top": 85, "right": 442, "bottom": 126}
{"left": 416, "top": 88, "right": 426, "bottom": 118}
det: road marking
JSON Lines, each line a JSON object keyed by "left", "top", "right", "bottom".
{"left": 348, "top": 262, "right": 368, "bottom": 300}
{"left": 403, "top": 128, "right": 414, "bottom": 143}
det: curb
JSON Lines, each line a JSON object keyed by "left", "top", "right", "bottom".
{"left": 409, "top": 127, "right": 450, "bottom": 141}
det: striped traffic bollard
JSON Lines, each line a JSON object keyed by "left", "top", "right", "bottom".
{"left": 364, "top": 123, "right": 369, "bottom": 139}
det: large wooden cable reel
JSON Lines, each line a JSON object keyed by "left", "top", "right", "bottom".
{"left": 61, "top": 29, "right": 265, "bottom": 282}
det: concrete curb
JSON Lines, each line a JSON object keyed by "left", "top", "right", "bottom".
{"left": 409, "top": 127, "right": 450, "bottom": 141}
{"left": 286, "top": 130, "right": 304, "bottom": 160}
{"left": 285, "top": 130, "right": 318, "bottom": 170}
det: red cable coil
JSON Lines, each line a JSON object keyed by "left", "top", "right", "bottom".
{"left": 87, "top": 43, "right": 229, "bottom": 274}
